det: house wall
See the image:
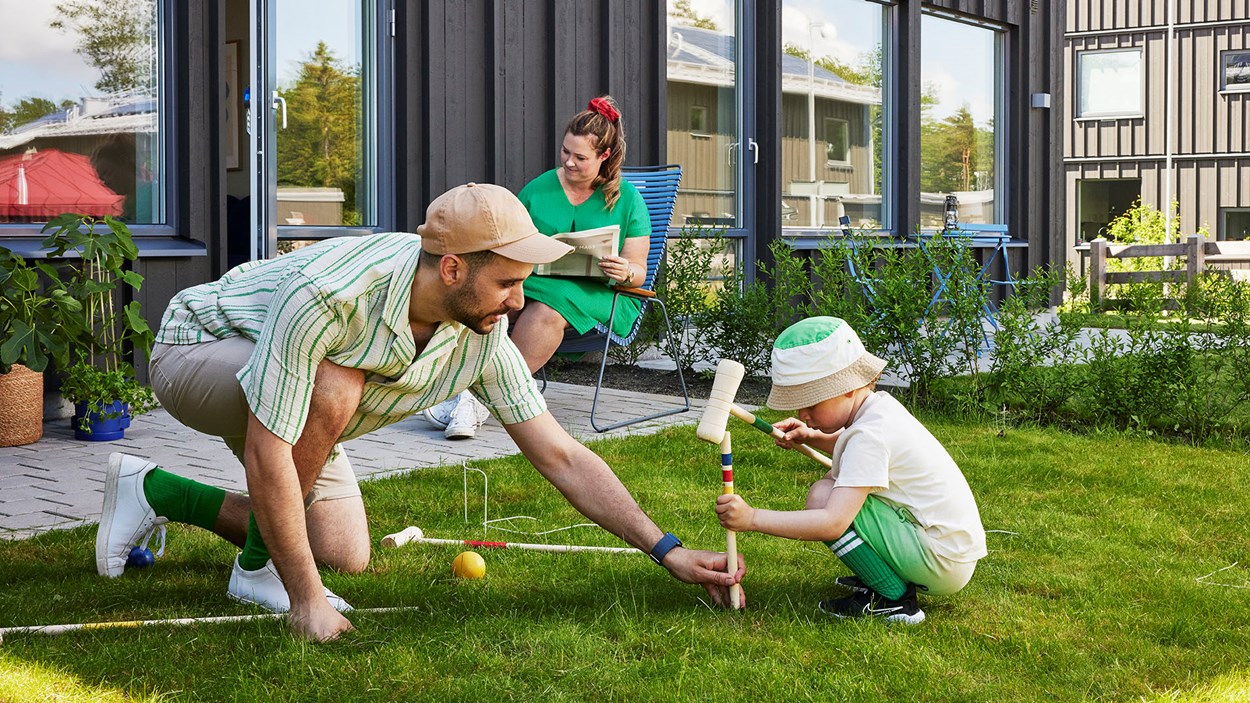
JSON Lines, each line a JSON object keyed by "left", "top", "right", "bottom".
{"left": 1063, "top": 0, "right": 1250, "bottom": 249}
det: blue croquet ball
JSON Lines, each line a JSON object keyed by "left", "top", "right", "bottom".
{"left": 126, "top": 545, "right": 155, "bottom": 568}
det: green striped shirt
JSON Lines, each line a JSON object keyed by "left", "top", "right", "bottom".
{"left": 157, "top": 232, "right": 546, "bottom": 445}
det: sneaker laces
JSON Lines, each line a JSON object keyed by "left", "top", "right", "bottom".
{"left": 137, "top": 523, "right": 167, "bottom": 558}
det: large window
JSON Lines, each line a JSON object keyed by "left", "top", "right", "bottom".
{"left": 1078, "top": 48, "right": 1144, "bottom": 118}
{"left": 780, "top": 0, "right": 886, "bottom": 231}
{"left": 0, "top": 0, "right": 164, "bottom": 227}
{"left": 666, "top": 0, "right": 738, "bottom": 228}
{"left": 919, "top": 13, "right": 1000, "bottom": 229}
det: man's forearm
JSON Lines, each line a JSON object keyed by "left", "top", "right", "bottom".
{"left": 547, "top": 444, "right": 664, "bottom": 552}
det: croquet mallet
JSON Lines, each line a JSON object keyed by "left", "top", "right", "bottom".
{"left": 695, "top": 358, "right": 833, "bottom": 469}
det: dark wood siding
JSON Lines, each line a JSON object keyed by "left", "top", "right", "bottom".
{"left": 396, "top": 0, "right": 666, "bottom": 232}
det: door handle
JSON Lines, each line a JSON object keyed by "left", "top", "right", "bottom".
{"left": 748, "top": 138, "right": 759, "bottom": 164}
{"left": 272, "top": 92, "right": 287, "bottom": 129}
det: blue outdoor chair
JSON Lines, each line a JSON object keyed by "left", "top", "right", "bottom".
{"left": 539, "top": 164, "right": 690, "bottom": 432}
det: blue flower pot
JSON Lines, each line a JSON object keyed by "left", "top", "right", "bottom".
{"left": 72, "top": 401, "right": 131, "bottom": 441}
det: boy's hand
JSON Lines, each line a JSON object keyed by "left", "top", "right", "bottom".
{"left": 772, "top": 417, "right": 815, "bottom": 449}
{"left": 715, "top": 494, "right": 756, "bottom": 532}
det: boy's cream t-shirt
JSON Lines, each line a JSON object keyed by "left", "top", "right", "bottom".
{"left": 830, "top": 391, "right": 987, "bottom": 563}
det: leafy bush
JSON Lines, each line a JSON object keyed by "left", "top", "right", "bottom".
{"left": 609, "top": 226, "right": 724, "bottom": 371}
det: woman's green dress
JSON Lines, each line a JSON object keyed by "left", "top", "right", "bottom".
{"left": 519, "top": 169, "right": 651, "bottom": 338}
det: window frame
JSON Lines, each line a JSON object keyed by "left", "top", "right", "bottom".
{"left": 1220, "top": 49, "right": 1250, "bottom": 94}
{"left": 823, "top": 116, "right": 850, "bottom": 166}
{"left": 689, "top": 105, "right": 709, "bottom": 133}
{"left": 1220, "top": 207, "right": 1250, "bottom": 241}
{"left": 1076, "top": 47, "right": 1145, "bottom": 119}
{"left": 0, "top": 0, "right": 178, "bottom": 242}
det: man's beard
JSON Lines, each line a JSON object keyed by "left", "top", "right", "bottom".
{"left": 445, "top": 279, "right": 507, "bottom": 335}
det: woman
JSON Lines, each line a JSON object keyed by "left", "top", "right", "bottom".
{"left": 424, "top": 96, "right": 651, "bottom": 440}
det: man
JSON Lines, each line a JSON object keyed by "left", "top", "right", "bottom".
{"left": 95, "top": 183, "right": 744, "bottom": 642}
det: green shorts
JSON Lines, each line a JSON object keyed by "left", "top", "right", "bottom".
{"left": 851, "top": 495, "right": 977, "bottom": 597}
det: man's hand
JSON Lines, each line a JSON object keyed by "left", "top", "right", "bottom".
{"left": 715, "top": 494, "right": 756, "bottom": 532}
{"left": 660, "top": 547, "right": 747, "bottom": 609}
{"left": 287, "top": 598, "right": 354, "bottom": 643}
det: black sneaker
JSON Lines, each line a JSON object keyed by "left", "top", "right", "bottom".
{"left": 817, "top": 584, "right": 925, "bottom": 625}
{"left": 834, "top": 575, "right": 870, "bottom": 594}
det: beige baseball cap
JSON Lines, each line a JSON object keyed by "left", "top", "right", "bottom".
{"left": 417, "top": 182, "right": 573, "bottom": 264}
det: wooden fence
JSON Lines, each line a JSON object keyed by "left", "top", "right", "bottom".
{"left": 1087, "top": 236, "right": 1250, "bottom": 310}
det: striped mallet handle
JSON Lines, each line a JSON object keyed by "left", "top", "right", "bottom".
{"left": 411, "top": 537, "right": 639, "bottom": 555}
{"left": 0, "top": 608, "right": 416, "bottom": 641}
{"left": 721, "top": 431, "right": 742, "bottom": 610}
{"left": 729, "top": 405, "right": 833, "bottom": 469}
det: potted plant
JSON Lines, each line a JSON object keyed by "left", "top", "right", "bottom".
{"left": 40, "top": 214, "right": 156, "bottom": 441}
{"left": 0, "top": 247, "right": 82, "bottom": 446}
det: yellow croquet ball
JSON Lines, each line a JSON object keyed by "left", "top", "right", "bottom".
{"left": 452, "top": 551, "right": 486, "bottom": 579}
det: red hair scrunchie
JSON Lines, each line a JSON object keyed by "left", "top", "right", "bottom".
{"left": 588, "top": 97, "right": 620, "bottom": 123}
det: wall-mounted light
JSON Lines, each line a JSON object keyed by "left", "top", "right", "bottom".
{"left": 1031, "top": 92, "right": 1052, "bottom": 109}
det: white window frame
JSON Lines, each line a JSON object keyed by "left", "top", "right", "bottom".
{"left": 1077, "top": 48, "right": 1144, "bottom": 119}
{"left": 1220, "top": 50, "right": 1250, "bottom": 93}
{"left": 824, "top": 117, "right": 850, "bottom": 166}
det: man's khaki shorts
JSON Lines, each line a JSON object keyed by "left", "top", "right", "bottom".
{"left": 149, "top": 338, "right": 361, "bottom": 506}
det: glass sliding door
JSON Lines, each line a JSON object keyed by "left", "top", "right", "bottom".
{"left": 919, "top": 13, "right": 1000, "bottom": 229}
{"left": 250, "top": 0, "right": 385, "bottom": 259}
{"left": 666, "top": 0, "right": 740, "bottom": 230}
{"left": 779, "top": 0, "right": 886, "bottom": 233}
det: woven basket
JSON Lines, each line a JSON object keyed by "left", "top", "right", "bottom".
{"left": 0, "top": 364, "right": 44, "bottom": 447}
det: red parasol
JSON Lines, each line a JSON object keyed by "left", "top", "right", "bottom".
{"left": 0, "top": 149, "right": 125, "bottom": 221}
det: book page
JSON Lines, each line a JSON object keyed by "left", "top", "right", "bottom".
{"left": 534, "top": 225, "right": 620, "bottom": 278}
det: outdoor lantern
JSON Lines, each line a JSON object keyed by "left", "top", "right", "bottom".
{"left": 943, "top": 194, "right": 960, "bottom": 232}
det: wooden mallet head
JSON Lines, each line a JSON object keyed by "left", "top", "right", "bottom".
{"left": 697, "top": 359, "right": 746, "bottom": 444}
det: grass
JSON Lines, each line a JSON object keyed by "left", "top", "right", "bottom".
{"left": 2, "top": 412, "right": 1249, "bottom": 702}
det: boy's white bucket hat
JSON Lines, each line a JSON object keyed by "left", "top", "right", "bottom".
{"left": 766, "top": 317, "right": 887, "bottom": 411}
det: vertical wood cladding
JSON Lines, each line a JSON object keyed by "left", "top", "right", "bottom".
{"left": 399, "top": 0, "right": 665, "bottom": 229}
{"left": 1063, "top": 0, "right": 1250, "bottom": 249}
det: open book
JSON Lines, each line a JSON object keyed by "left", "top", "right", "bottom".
{"left": 534, "top": 224, "right": 620, "bottom": 279}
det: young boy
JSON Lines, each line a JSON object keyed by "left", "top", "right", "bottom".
{"left": 715, "top": 317, "right": 986, "bottom": 624}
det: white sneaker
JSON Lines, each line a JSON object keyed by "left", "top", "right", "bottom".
{"left": 421, "top": 394, "right": 460, "bottom": 430}
{"left": 444, "top": 392, "right": 490, "bottom": 440}
{"left": 96, "top": 453, "right": 168, "bottom": 578}
{"left": 227, "top": 555, "right": 353, "bottom": 614}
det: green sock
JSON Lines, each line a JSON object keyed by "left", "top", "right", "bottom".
{"left": 237, "top": 514, "right": 271, "bottom": 571}
{"left": 142, "top": 469, "right": 225, "bottom": 532}
{"left": 825, "top": 529, "right": 907, "bottom": 600}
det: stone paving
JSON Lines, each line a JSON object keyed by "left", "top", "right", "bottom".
{"left": 0, "top": 382, "right": 704, "bottom": 540}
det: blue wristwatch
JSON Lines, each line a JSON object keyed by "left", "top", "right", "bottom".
{"left": 649, "top": 532, "right": 683, "bottom": 565}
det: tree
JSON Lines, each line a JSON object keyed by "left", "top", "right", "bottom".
{"left": 670, "top": 0, "right": 719, "bottom": 31}
{"left": 276, "top": 42, "right": 362, "bottom": 224}
{"left": 920, "top": 104, "right": 993, "bottom": 194}
{"left": 51, "top": 0, "right": 157, "bottom": 94}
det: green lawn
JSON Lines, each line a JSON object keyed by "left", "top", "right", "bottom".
{"left": 2, "top": 413, "right": 1248, "bottom": 702}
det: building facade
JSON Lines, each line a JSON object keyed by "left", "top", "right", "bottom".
{"left": 0, "top": 0, "right": 1065, "bottom": 376}
{"left": 1064, "top": 0, "right": 1250, "bottom": 246}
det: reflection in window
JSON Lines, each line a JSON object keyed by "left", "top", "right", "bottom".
{"left": 275, "top": 0, "right": 375, "bottom": 228}
{"left": 1078, "top": 49, "right": 1143, "bottom": 117}
{"left": 689, "top": 105, "right": 708, "bottom": 132}
{"left": 667, "top": 0, "right": 738, "bottom": 228}
{"left": 1220, "top": 50, "right": 1250, "bottom": 92}
{"left": 0, "top": 0, "right": 163, "bottom": 226}
{"left": 780, "top": 0, "right": 885, "bottom": 231}
{"left": 920, "top": 13, "right": 999, "bottom": 228}
{"left": 825, "top": 117, "right": 849, "bottom": 164}
{"left": 1222, "top": 209, "right": 1250, "bottom": 241}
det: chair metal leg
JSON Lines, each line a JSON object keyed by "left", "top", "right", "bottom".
{"left": 588, "top": 295, "right": 690, "bottom": 433}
